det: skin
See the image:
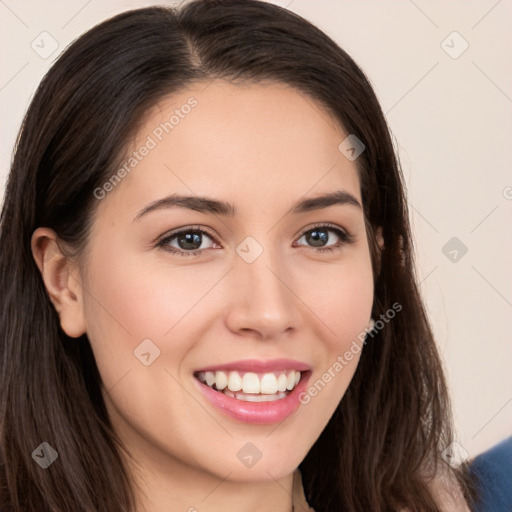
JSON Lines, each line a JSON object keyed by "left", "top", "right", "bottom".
{"left": 32, "top": 80, "right": 376, "bottom": 512}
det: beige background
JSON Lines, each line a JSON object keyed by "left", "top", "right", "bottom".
{"left": 1, "top": 0, "right": 511, "bottom": 460}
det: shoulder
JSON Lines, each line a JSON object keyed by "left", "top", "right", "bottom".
{"left": 469, "top": 436, "right": 512, "bottom": 512}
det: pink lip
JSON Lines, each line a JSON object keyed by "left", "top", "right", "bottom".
{"left": 194, "top": 369, "right": 311, "bottom": 425}
{"left": 194, "top": 358, "right": 311, "bottom": 373}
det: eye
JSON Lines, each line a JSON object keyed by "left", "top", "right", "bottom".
{"left": 294, "top": 224, "right": 354, "bottom": 253}
{"left": 157, "top": 226, "right": 219, "bottom": 257}
{"left": 157, "top": 223, "right": 354, "bottom": 258}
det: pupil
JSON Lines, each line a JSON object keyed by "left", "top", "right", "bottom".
{"left": 308, "top": 229, "right": 327, "bottom": 247}
{"left": 179, "top": 232, "right": 202, "bottom": 250}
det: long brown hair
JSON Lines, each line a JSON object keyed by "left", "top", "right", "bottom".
{"left": 0, "top": 1, "right": 475, "bottom": 510}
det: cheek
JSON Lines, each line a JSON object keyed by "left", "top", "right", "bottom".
{"left": 293, "top": 250, "right": 374, "bottom": 412}
{"left": 80, "top": 252, "right": 212, "bottom": 444}
{"left": 83, "top": 248, "right": 215, "bottom": 338}
{"left": 80, "top": 246, "right": 219, "bottom": 392}
{"left": 298, "top": 250, "right": 374, "bottom": 349}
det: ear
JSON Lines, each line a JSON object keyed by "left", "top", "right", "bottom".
{"left": 31, "top": 227, "right": 86, "bottom": 338}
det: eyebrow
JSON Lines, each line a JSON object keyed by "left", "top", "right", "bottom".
{"left": 133, "top": 190, "right": 361, "bottom": 222}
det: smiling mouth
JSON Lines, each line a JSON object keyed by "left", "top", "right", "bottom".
{"left": 194, "top": 370, "right": 303, "bottom": 402}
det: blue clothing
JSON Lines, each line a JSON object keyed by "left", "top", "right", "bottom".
{"left": 469, "top": 436, "right": 512, "bottom": 512}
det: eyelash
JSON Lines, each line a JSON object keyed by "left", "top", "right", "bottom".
{"left": 156, "top": 223, "right": 355, "bottom": 258}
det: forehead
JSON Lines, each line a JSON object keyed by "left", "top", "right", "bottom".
{"left": 97, "top": 80, "right": 362, "bottom": 219}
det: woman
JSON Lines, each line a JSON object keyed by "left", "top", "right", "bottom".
{"left": 0, "top": 1, "right": 476, "bottom": 510}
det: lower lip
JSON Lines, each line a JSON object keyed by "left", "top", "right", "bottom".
{"left": 194, "top": 372, "right": 311, "bottom": 424}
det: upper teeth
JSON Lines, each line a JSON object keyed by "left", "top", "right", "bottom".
{"left": 197, "top": 370, "right": 301, "bottom": 394}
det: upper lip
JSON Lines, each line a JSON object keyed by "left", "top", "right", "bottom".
{"left": 194, "top": 358, "right": 311, "bottom": 373}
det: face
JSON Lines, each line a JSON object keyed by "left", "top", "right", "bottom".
{"left": 76, "top": 80, "right": 374, "bottom": 483}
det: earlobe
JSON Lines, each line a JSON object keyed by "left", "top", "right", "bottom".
{"left": 31, "top": 227, "right": 86, "bottom": 338}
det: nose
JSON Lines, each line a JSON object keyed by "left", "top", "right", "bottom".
{"left": 224, "top": 241, "right": 302, "bottom": 340}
